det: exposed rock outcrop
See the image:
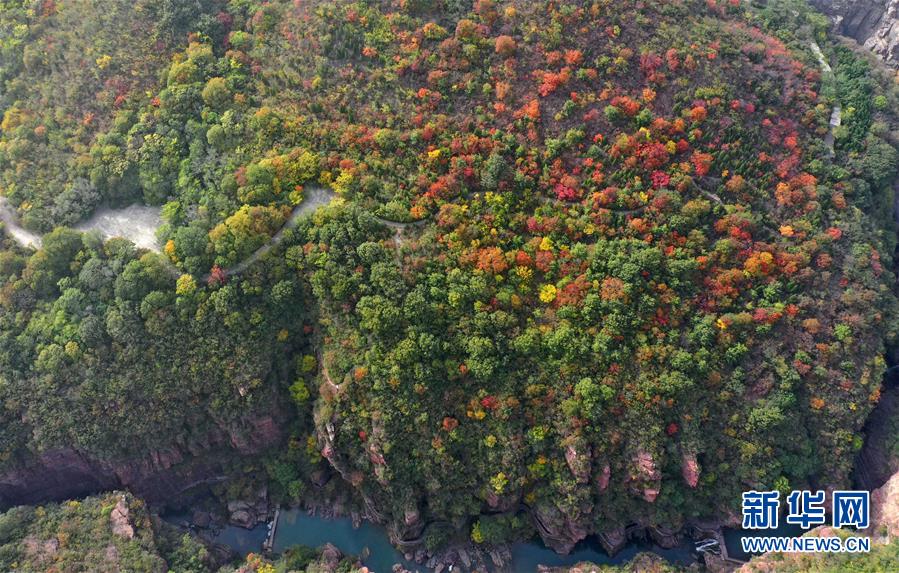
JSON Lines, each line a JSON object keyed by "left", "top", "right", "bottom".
{"left": 0, "top": 449, "right": 119, "bottom": 506}
{"left": 485, "top": 490, "right": 520, "bottom": 512}
{"left": 682, "top": 452, "right": 700, "bottom": 488}
{"left": 22, "top": 535, "right": 59, "bottom": 567}
{"left": 530, "top": 502, "right": 591, "bottom": 554}
{"left": 630, "top": 450, "right": 662, "bottom": 503}
{"left": 388, "top": 504, "right": 426, "bottom": 544}
{"left": 871, "top": 469, "right": 899, "bottom": 538}
{"left": 595, "top": 462, "right": 611, "bottom": 492}
{"left": 564, "top": 440, "right": 592, "bottom": 484}
{"left": 810, "top": 0, "right": 899, "bottom": 65}
{"left": 110, "top": 496, "right": 135, "bottom": 539}
{"left": 227, "top": 490, "right": 270, "bottom": 529}
{"left": 597, "top": 527, "right": 627, "bottom": 555}
{"left": 0, "top": 414, "right": 284, "bottom": 509}
{"left": 319, "top": 542, "right": 344, "bottom": 572}
{"left": 648, "top": 524, "right": 682, "bottom": 549}
{"left": 853, "top": 380, "right": 899, "bottom": 490}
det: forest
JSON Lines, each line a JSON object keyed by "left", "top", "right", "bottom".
{"left": 1, "top": 0, "right": 899, "bottom": 569}
{"left": 0, "top": 491, "right": 370, "bottom": 572}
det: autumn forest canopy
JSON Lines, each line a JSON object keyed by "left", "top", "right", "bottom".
{"left": 1, "top": 0, "right": 899, "bottom": 561}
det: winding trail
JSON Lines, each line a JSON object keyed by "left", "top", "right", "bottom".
{"left": 317, "top": 349, "right": 342, "bottom": 396}
{"left": 372, "top": 215, "right": 429, "bottom": 267}
{"left": 0, "top": 197, "right": 162, "bottom": 251}
{"left": 810, "top": 41, "right": 842, "bottom": 153}
{"left": 810, "top": 41, "right": 832, "bottom": 74}
{"left": 200, "top": 186, "right": 336, "bottom": 281}
{"left": 75, "top": 204, "right": 162, "bottom": 251}
{"left": 0, "top": 197, "right": 42, "bottom": 248}
{"left": 373, "top": 215, "right": 430, "bottom": 244}
{"left": 0, "top": 188, "right": 340, "bottom": 283}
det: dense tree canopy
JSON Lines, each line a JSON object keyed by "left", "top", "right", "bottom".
{"left": 1, "top": 0, "right": 899, "bottom": 557}
{"left": 0, "top": 492, "right": 208, "bottom": 572}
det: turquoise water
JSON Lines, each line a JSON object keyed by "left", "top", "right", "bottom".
{"left": 270, "top": 510, "right": 697, "bottom": 573}
{"left": 273, "top": 510, "right": 422, "bottom": 572}
{"left": 164, "top": 507, "right": 829, "bottom": 571}
{"left": 210, "top": 509, "right": 826, "bottom": 570}
{"left": 214, "top": 523, "right": 270, "bottom": 556}
{"left": 168, "top": 508, "right": 704, "bottom": 572}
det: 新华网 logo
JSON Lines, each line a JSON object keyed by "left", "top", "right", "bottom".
{"left": 739, "top": 490, "right": 871, "bottom": 555}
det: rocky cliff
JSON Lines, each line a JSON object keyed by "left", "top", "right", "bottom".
{"left": 853, "top": 380, "right": 899, "bottom": 491}
{"left": 811, "top": 0, "right": 899, "bottom": 64}
{"left": 0, "top": 414, "right": 283, "bottom": 509}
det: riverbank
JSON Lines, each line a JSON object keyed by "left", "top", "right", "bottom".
{"left": 175, "top": 482, "right": 899, "bottom": 573}
{"left": 188, "top": 507, "right": 701, "bottom": 573}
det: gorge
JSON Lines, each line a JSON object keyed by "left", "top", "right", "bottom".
{"left": 2, "top": 0, "right": 899, "bottom": 571}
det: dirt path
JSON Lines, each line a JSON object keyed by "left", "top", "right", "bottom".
{"left": 0, "top": 197, "right": 164, "bottom": 251}
{"left": 372, "top": 215, "right": 429, "bottom": 267}
{"left": 75, "top": 204, "right": 162, "bottom": 251}
{"left": 811, "top": 41, "right": 842, "bottom": 153}
{"left": 0, "top": 197, "right": 42, "bottom": 248}
{"left": 199, "top": 187, "right": 336, "bottom": 281}
{"left": 810, "top": 41, "right": 832, "bottom": 74}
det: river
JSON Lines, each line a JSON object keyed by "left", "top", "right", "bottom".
{"left": 205, "top": 511, "right": 821, "bottom": 571}
{"left": 205, "top": 510, "right": 699, "bottom": 573}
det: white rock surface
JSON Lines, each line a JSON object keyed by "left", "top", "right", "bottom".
{"left": 812, "top": 0, "right": 899, "bottom": 65}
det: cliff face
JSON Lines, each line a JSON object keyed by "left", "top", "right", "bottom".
{"left": 853, "top": 381, "right": 899, "bottom": 491}
{"left": 811, "top": 0, "right": 899, "bottom": 64}
{"left": 0, "top": 414, "right": 283, "bottom": 509}
{"left": 872, "top": 470, "right": 899, "bottom": 539}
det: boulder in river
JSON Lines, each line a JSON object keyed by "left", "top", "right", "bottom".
{"left": 320, "top": 542, "right": 344, "bottom": 572}
{"left": 191, "top": 509, "right": 212, "bottom": 529}
{"left": 227, "top": 497, "right": 269, "bottom": 529}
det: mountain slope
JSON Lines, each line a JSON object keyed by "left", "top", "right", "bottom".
{"left": 0, "top": 0, "right": 898, "bottom": 559}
